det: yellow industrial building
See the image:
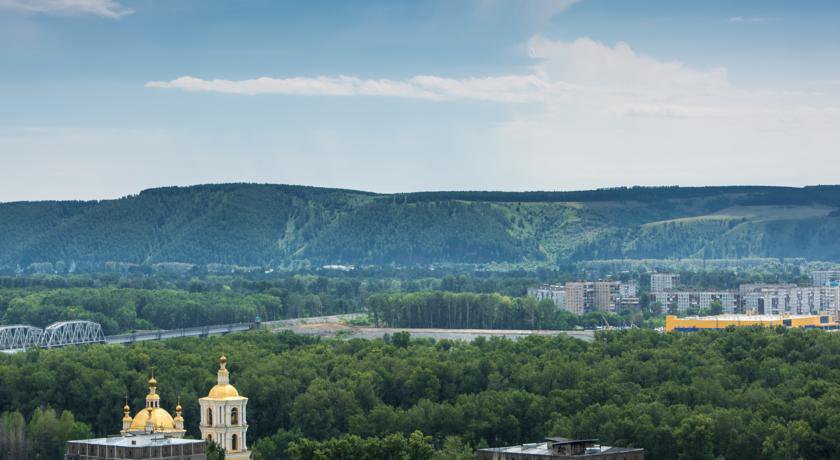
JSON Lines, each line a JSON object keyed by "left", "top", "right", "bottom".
{"left": 665, "top": 314, "right": 838, "bottom": 332}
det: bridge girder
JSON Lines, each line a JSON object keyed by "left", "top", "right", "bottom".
{"left": 40, "top": 321, "right": 106, "bottom": 349}
{"left": 0, "top": 325, "right": 45, "bottom": 350}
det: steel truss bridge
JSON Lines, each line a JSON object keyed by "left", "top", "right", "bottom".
{"left": 0, "top": 314, "right": 359, "bottom": 352}
{"left": 0, "top": 321, "right": 106, "bottom": 351}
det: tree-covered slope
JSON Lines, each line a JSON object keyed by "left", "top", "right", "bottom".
{"left": 2, "top": 184, "right": 840, "bottom": 270}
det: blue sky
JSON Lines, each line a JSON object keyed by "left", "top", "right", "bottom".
{"left": 1, "top": 0, "right": 839, "bottom": 201}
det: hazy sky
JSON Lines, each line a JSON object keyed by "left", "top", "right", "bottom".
{"left": 1, "top": 0, "right": 839, "bottom": 201}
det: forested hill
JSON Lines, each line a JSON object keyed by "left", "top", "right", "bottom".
{"left": 3, "top": 183, "right": 840, "bottom": 272}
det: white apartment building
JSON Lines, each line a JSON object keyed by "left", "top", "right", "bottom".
{"left": 813, "top": 270, "right": 840, "bottom": 287}
{"left": 651, "top": 273, "right": 680, "bottom": 292}
{"left": 527, "top": 284, "right": 566, "bottom": 309}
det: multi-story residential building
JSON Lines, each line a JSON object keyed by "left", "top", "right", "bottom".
{"left": 619, "top": 283, "right": 638, "bottom": 298}
{"left": 564, "top": 282, "right": 587, "bottom": 315}
{"left": 527, "top": 281, "right": 638, "bottom": 315}
{"left": 650, "top": 273, "right": 680, "bottom": 292}
{"left": 740, "top": 285, "right": 833, "bottom": 315}
{"left": 653, "top": 284, "right": 840, "bottom": 316}
{"left": 813, "top": 270, "right": 840, "bottom": 287}
{"left": 651, "top": 291, "right": 739, "bottom": 315}
{"left": 527, "top": 284, "right": 566, "bottom": 308}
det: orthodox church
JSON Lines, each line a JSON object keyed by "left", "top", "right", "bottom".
{"left": 65, "top": 355, "right": 250, "bottom": 460}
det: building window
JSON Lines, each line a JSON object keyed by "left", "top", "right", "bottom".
{"left": 232, "top": 434, "right": 238, "bottom": 451}
{"left": 207, "top": 408, "right": 213, "bottom": 426}
{"left": 231, "top": 407, "right": 239, "bottom": 425}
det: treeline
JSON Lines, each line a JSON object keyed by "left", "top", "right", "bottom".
{"left": 0, "top": 407, "right": 91, "bottom": 460}
{"left": 2, "top": 329, "right": 840, "bottom": 458}
{"left": 367, "top": 291, "right": 653, "bottom": 330}
{"left": 0, "top": 273, "right": 559, "bottom": 333}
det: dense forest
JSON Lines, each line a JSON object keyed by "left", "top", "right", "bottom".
{"left": 3, "top": 184, "right": 840, "bottom": 271}
{"left": 2, "top": 328, "right": 840, "bottom": 459}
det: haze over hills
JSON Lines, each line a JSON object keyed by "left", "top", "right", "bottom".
{"left": 2, "top": 183, "right": 840, "bottom": 272}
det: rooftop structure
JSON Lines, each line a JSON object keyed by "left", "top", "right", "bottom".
{"left": 476, "top": 437, "right": 644, "bottom": 459}
{"left": 65, "top": 433, "right": 205, "bottom": 460}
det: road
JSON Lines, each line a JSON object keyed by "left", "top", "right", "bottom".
{"left": 271, "top": 323, "right": 596, "bottom": 342}
{"left": 106, "top": 313, "right": 367, "bottom": 345}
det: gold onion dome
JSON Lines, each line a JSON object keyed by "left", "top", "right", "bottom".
{"left": 127, "top": 369, "right": 179, "bottom": 432}
{"left": 130, "top": 407, "right": 176, "bottom": 431}
{"left": 207, "top": 353, "right": 242, "bottom": 399}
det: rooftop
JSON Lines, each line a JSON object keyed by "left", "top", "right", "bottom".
{"left": 478, "top": 438, "right": 643, "bottom": 457}
{"left": 67, "top": 434, "right": 203, "bottom": 447}
{"left": 678, "top": 314, "right": 822, "bottom": 321}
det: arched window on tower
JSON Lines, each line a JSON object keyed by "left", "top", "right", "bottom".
{"left": 232, "top": 434, "right": 238, "bottom": 451}
{"left": 231, "top": 407, "right": 239, "bottom": 425}
{"left": 207, "top": 408, "right": 213, "bottom": 426}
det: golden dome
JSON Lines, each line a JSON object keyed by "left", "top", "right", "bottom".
{"left": 129, "top": 407, "right": 177, "bottom": 431}
{"left": 175, "top": 403, "right": 182, "bottom": 412}
{"left": 208, "top": 384, "right": 240, "bottom": 399}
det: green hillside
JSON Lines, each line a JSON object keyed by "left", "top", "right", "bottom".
{"left": 2, "top": 184, "right": 840, "bottom": 271}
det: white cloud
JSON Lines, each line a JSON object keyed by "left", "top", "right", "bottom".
{"left": 146, "top": 74, "right": 558, "bottom": 103}
{"left": 146, "top": 37, "right": 737, "bottom": 116}
{"left": 728, "top": 16, "right": 768, "bottom": 23}
{"left": 146, "top": 36, "right": 839, "bottom": 126}
{"left": 0, "top": 0, "right": 133, "bottom": 18}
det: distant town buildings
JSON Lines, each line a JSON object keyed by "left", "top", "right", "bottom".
{"left": 476, "top": 436, "right": 644, "bottom": 459}
{"left": 527, "top": 281, "right": 638, "bottom": 315}
{"left": 813, "top": 270, "right": 840, "bottom": 287}
{"left": 650, "top": 273, "right": 680, "bottom": 292}
{"left": 651, "top": 272, "right": 840, "bottom": 316}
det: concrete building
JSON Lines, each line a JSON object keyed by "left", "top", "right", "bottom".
{"left": 529, "top": 282, "right": 638, "bottom": 314}
{"left": 813, "top": 270, "right": 840, "bottom": 287}
{"left": 476, "top": 437, "right": 644, "bottom": 459}
{"left": 650, "top": 273, "right": 679, "bottom": 293}
{"left": 651, "top": 291, "right": 739, "bottom": 315}
{"left": 619, "top": 283, "right": 638, "bottom": 298}
{"left": 65, "top": 435, "right": 205, "bottom": 460}
{"left": 740, "top": 285, "right": 833, "bottom": 315}
{"left": 564, "top": 282, "right": 587, "bottom": 315}
{"left": 527, "top": 285, "right": 566, "bottom": 309}
{"left": 653, "top": 284, "right": 840, "bottom": 316}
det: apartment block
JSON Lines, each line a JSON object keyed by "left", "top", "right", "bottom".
{"left": 813, "top": 270, "right": 840, "bottom": 287}
{"left": 650, "top": 273, "right": 680, "bottom": 292}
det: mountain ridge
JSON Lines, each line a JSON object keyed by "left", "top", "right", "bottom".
{"left": 2, "top": 183, "right": 840, "bottom": 271}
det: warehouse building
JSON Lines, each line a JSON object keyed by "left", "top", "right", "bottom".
{"left": 665, "top": 314, "right": 838, "bottom": 332}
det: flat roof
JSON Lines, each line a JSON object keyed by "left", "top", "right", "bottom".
{"left": 67, "top": 434, "right": 203, "bottom": 447}
{"left": 477, "top": 442, "right": 643, "bottom": 456}
{"left": 677, "top": 314, "right": 822, "bottom": 321}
